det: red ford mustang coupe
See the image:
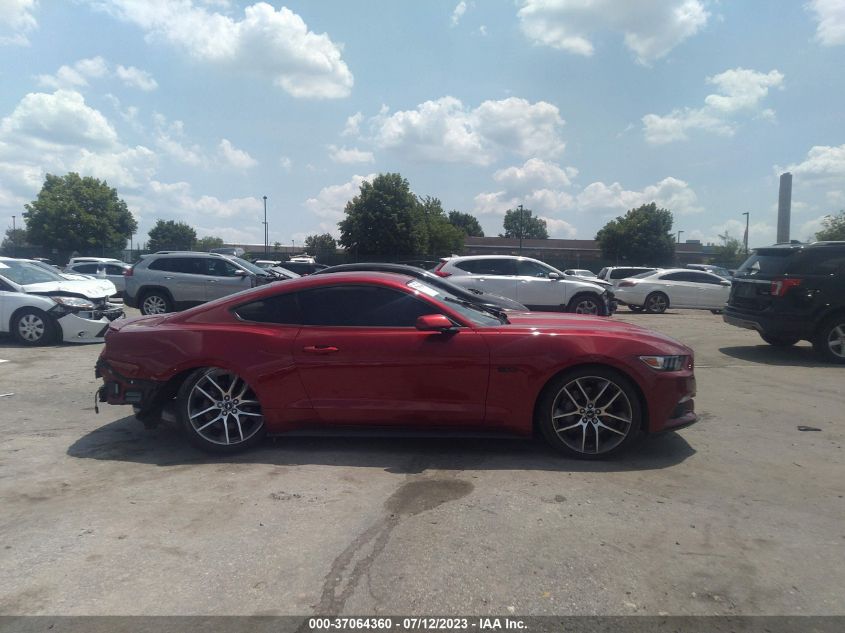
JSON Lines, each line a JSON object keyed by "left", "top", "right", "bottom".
{"left": 96, "top": 272, "right": 697, "bottom": 459}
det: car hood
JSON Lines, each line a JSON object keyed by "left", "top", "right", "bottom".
{"left": 502, "top": 312, "right": 691, "bottom": 352}
{"left": 21, "top": 278, "right": 117, "bottom": 300}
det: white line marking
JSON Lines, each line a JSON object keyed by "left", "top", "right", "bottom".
{"left": 0, "top": 359, "right": 9, "bottom": 364}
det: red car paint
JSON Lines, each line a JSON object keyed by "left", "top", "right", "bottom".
{"left": 97, "top": 272, "right": 696, "bottom": 437}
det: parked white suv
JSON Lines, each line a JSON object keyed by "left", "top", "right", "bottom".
{"left": 434, "top": 255, "right": 612, "bottom": 315}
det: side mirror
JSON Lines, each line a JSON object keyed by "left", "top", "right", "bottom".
{"left": 721, "top": 280, "right": 731, "bottom": 286}
{"left": 416, "top": 314, "right": 457, "bottom": 333}
{"left": 548, "top": 272, "right": 561, "bottom": 280}
{"left": 233, "top": 270, "right": 249, "bottom": 277}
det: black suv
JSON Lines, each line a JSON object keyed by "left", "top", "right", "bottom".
{"left": 723, "top": 241, "right": 845, "bottom": 363}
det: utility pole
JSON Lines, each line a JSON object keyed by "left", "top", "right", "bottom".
{"left": 676, "top": 230, "right": 683, "bottom": 265}
{"left": 262, "top": 196, "right": 268, "bottom": 257}
{"left": 517, "top": 204, "right": 524, "bottom": 254}
{"left": 11, "top": 215, "right": 16, "bottom": 257}
{"left": 742, "top": 212, "right": 750, "bottom": 257}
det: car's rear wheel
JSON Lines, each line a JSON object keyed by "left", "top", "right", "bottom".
{"left": 536, "top": 367, "right": 642, "bottom": 459}
{"left": 567, "top": 293, "right": 605, "bottom": 316}
{"left": 760, "top": 332, "right": 800, "bottom": 347}
{"left": 813, "top": 316, "right": 845, "bottom": 364}
{"left": 177, "top": 368, "right": 266, "bottom": 453}
{"left": 628, "top": 305, "right": 644, "bottom": 312}
{"left": 11, "top": 308, "right": 57, "bottom": 346}
{"left": 140, "top": 290, "right": 173, "bottom": 315}
{"left": 644, "top": 292, "right": 669, "bottom": 314}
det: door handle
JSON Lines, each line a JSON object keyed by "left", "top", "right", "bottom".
{"left": 164, "top": 276, "right": 174, "bottom": 280}
{"left": 302, "top": 345, "right": 339, "bottom": 354}
{"left": 209, "top": 279, "right": 218, "bottom": 283}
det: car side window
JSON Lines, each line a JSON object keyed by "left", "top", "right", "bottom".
{"left": 461, "top": 259, "right": 517, "bottom": 275}
{"left": 298, "top": 285, "right": 437, "bottom": 327}
{"left": 205, "top": 259, "right": 241, "bottom": 277}
{"left": 788, "top": 251, "right": 845, "bottom": 275}
{"left": 105, "top": 264, "right": 124, "bottom": 275}
{"left": 692, "top": 272, "right": 724, "bottom": 284}
{"left": 660, "top": 272, "right": 688, "bottom": 281}
{"left": 73, "top": 263, "right": 98, "bottom": 274}
{"left": 234, "top": 293, "right": 301, "bottom": 324}
{"left": 516, "top": 260, "right": 551, "bottom": 278}
{"left": 610, "top": 269, "right": 635, "bottom": 279}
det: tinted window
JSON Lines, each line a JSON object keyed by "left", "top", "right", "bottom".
{"left": 516, "top": 260, "right": 553, "bottom": 278}
{"left": 105, "top": 264, "right": 126, "bottom": 275}
{"left": 685, "top": 272, "right": 721, "bottom": 284}
{"left": 234, "top": 293, "right": 301, "bottom": 324}
{"left": 73, "top": 263, "right": 98, "bottom": 273}
{"left": 660, "top": 272, "right": 688, "bottom": 281}
{"left": 205, "top": 258, "right": 241, "bottom": 277}
{"left": 456, "top": 259, "right": 517, "bottom": 275}
{"left": 611, "top": 268, "right": 650, "bottom": 279}
{"left": 786, "top": 250, "right": 845, "bottom": 275}
{"left": 148, "top": 257, "right": 206, "bottom": 274}
{"left": 298, "top": 285, "right": 437, "bottom": 327}
{"left": 736, "top": 252, "right": 792, "bottom": 276}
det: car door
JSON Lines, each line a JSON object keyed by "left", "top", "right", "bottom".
{"left": 292, "top": 283, "right": 490, "bottom": 426}
{"left": 653, "top": 272, "right": 698, "bottom": 307}
{"left": 203, "top": 258, "right": 253, "bottom": 301}
{"left": 515, "top": 259, "right": 566, "bottom": 309}
{"left": 691, "top": 271, "right": 731, "bottom": 308}
{"left": 464, "top": 258, "right": 519, "bottom": 299}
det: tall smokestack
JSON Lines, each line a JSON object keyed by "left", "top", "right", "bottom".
{"left": 777, "top": 172, "right": 792, "bottom": 243}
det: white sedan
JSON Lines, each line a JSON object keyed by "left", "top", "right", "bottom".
{"left": 613, "top": 268, "right": 732, "bottom": 313}
{"left": 0, "top": 258, "right": 123, "bottom": 345}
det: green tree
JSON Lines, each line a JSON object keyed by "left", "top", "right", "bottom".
{"left": 448, "top": 210, "right": 484, "bottom": 237}
{"left": 815, "top": 210, "right": 845, "bottom": 241}
{"left": 304, "top": 233, "right": 338, "bottom": 257}
{"left": 0, "top": 228, "right": 29, "bottom": 255}
{"left": 23, "top": 173, "right": 137, "bottom": 254}
{"left": 595, "top": 202, "right": 675, "bottom": 265}
{"left": 417, "top": 197, "right": 464, "bottom": 257}
{"left": 500, "top": 207, "right": 548, "bottom": 240}
{"left": 711, "top": 231, "right": 745, "bottom": 268}
{"left": 147, "top": 220, "right": 197, "bottom": 252}
{"left": 339, "top": 173, "right": 426, "bottom": 258}
{"left": 195, "top": 235, "right": 225, "bottom": 251}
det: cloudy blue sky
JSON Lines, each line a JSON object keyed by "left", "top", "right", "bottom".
{"left": 1, "top": 0, "right": 844, "bottom": 250}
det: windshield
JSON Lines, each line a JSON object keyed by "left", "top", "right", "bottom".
{"left": 231, "top": 257, "right": 272, "bottom": 276}
{"left": 406, "top": 280, "right": 502, "bottom": 326}
{"left": 0, "top": 260, "right": 65, "bottom": 285}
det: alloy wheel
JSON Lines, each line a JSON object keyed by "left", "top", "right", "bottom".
{"left": 186, "top": 369, "right": 264, "bottom": 446}
{"left": 142, "top": 295, "right": 168, "bottom": 314}
{"left": 573, "top": 298, "right": 600, "bottom": 315}
{"left": 646, "top": 294, "right": 668, "bottom": 313}
{"left": 550, "top": 375, "right": 633, "bottom": 455}
{"left": 827, "top": 323, "right": 845, "bottom": 359}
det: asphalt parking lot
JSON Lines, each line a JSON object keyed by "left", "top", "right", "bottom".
{"left": 0, "top": 307, "right": 843, "bottom": 616}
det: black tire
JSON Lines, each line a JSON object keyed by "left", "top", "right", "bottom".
{"left": 536, "top": 366, "right": 643, "bottom": 459}
{"left": 140, "top": 290, "right": 173, "bottom": 315}
{"left": 644, "top": 292, "right": 669, "bottom": 314}
{"left": 177, "top": 367, "right": 267, "bottom": 454}
{"left": 11, "top": 308, "right": 57, "bottom": 346}
{"left": 628, "top": 305, "right": 644, "bottom": 312}
{"left": 567, "top": 293, "right": 606, "bottom": 316}
{"left": 812, "top": 316, "right": 845, "bottom": 364}
{"left": 760, "top": 332, "right": 800, "bottom": 347}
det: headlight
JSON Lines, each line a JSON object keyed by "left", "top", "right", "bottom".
{"left": 639, "top": 355, "right": 688, "bottom": 371}
{"left": 51, "top": 296, "right": 96, "bottom": 310}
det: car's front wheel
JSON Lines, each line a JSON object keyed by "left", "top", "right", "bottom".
{"left": 11, "top": 308, "right": 57, "bottom": 346}
{"left": 177, "top": 368, "right": 267, "bottom": 453}
{"left": 140, "top": 290, "right": 173, "bottom": 315}
{"left": 567, "top": 293, "right": 605, "bottom": 316}
{"left": 813, "top": 316, "right": 845, "bottom": 364}
{"left": 536, "top": 367, "right": 642, "bottom": 459}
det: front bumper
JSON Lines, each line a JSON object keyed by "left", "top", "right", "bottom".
{"left": 57, "top": 306, "right": 124, "bottom": 343}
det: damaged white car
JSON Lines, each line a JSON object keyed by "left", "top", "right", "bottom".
{"left": 0, "top": 257, "right": 124, "bottom": 346}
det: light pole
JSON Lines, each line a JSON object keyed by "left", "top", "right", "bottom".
{"left": 676, "top": 230, "right": 683, "bottom": 264}
{"left": 11, "top": 215, "right": 15, "bottom": 257}
{"left": 262, "top": 196, "right": 268, "bottom": 257}
{"left": 517, "top": 204, "right": 525, "bottom": 254}
{"left": 742, "top": 212, "right": 750, "bottom": 257}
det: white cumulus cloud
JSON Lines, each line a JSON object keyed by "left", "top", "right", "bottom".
{"left": 0, "top": 0, "right": 38, "bottom": 46}
{"left": 328, "top": 145, "right": 375, "bottom": 164}
{"left": 304, "top": 173, "right": 377, "bottom": 222}
{"left": 809, "top": 0, "right": 845, "bottom": 45}
{"left": 782, "top": 144, "right": 845, "bottom": 182}
{"left": 367, "top": 96, "right": 566, "bottom": 165}
{"left": 218, "top": 138, "right": 257, "bottom": 169}
{"left": 494, "top": 158, "right": 576, "bottom": 188}
{"left": 517, "top": 0, "right": 709, "bottom": 64}
{"left": 115, "top": 65, "right": 159, "bottom": 91}
{"left": 451, "top": 1, "right": 467, "bottom": 27}
{"left": 576, "top": 177, "right": 701, "bottom": 214}
{"left": 89, "top": 1, "right": 353, "bottom": 98}
{"left": 643, "top": 68, "right": 784, "bottom": 144}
